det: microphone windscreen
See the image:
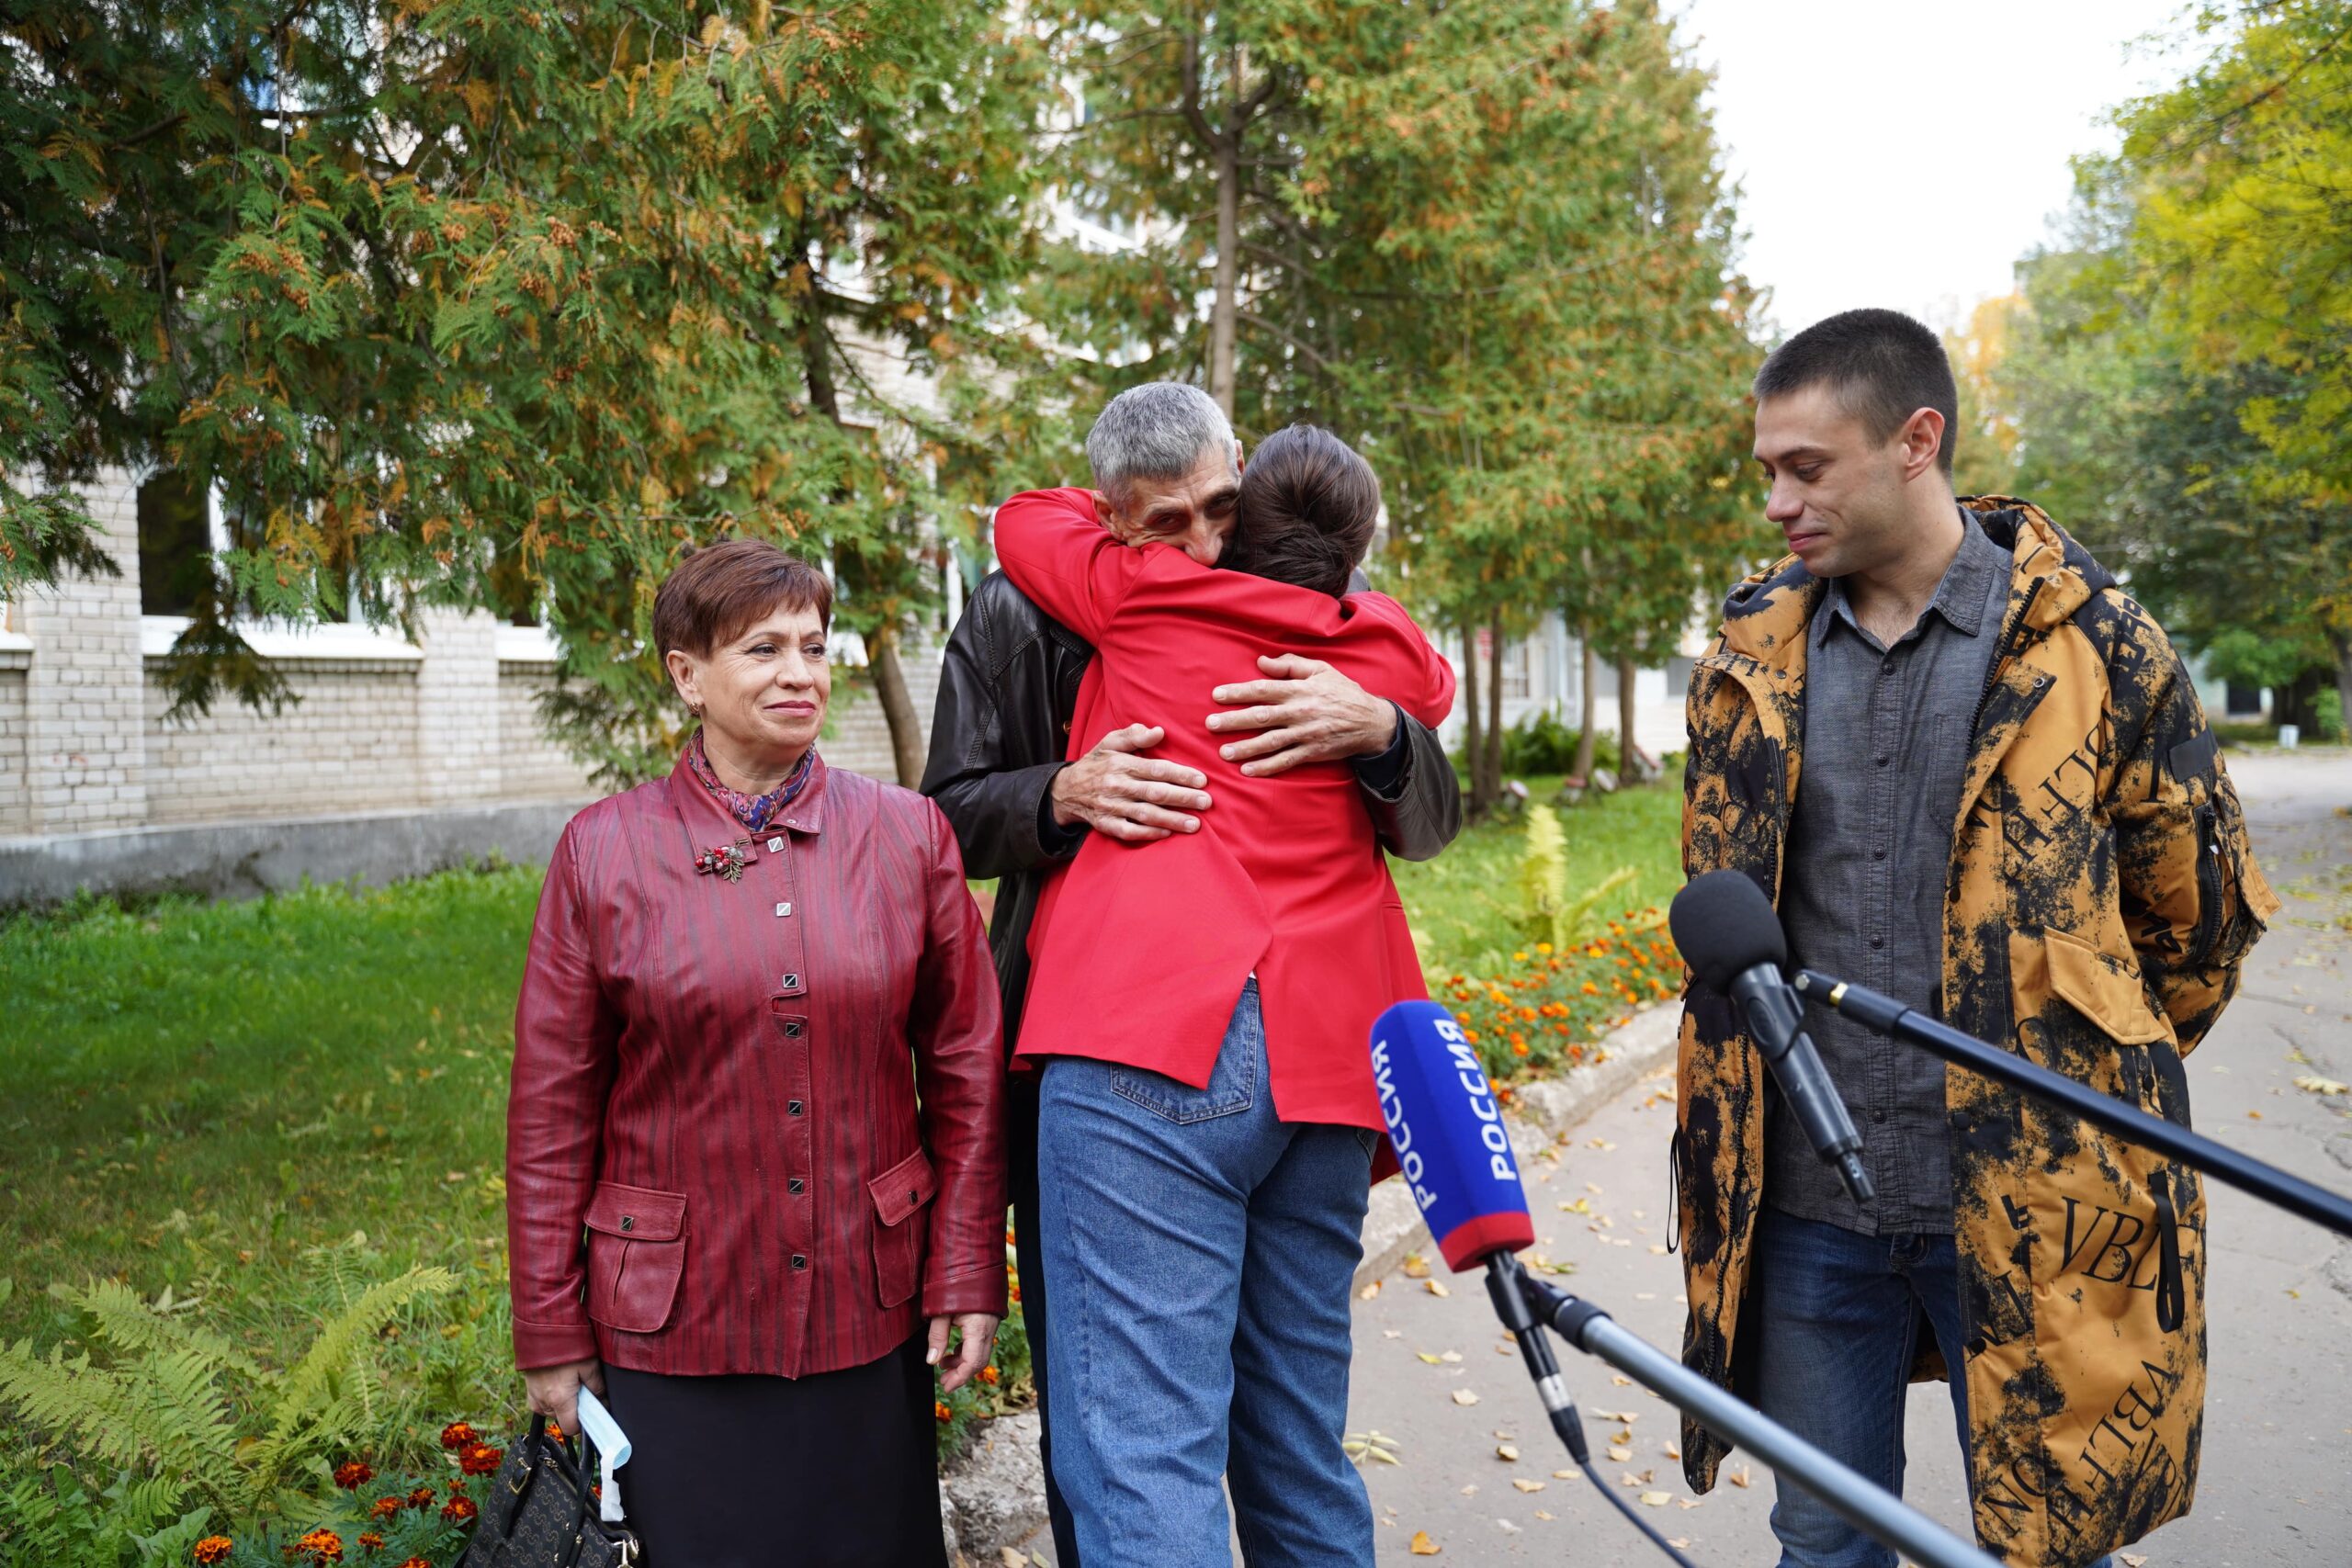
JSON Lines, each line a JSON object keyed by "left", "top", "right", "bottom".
{"left": 1668, "top": 869, "right": 1786, "bottom": 991}
{"left": 1369, "top": 1000, "right": 1535, "bottom": 1271}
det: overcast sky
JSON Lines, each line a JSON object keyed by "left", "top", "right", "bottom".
{"left": 1672, "top": 0, "right": 2199, "bottom": 339}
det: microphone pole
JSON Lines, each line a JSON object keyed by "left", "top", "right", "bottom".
{"left": 1509, "top": 1261, "right": 2003, "bottom": 1568}
{"left": 1482, "top": 1256, "right": 1698, "bottom": 1568}
{"left": 1792, "top": 970, "right": 2352, "bottom": 1241}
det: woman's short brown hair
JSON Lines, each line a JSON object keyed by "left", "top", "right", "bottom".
{"left": 1224, "top": 424, "right": 1381, "bottom": 598}
{"left": 652, "top": 538, "right": 834, "bottom": 658}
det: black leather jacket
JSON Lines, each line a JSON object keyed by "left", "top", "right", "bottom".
{"left": 921, "top": 570, "right": 1464, "bottom": 1045}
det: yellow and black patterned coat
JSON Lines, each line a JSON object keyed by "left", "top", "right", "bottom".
{"left": 1673, "top": 499, "right": 2277, "bottom": 1567}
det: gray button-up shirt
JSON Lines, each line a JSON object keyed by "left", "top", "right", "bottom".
{"left": 1767, "top": 512, "right": 2013, "bottom": 1235}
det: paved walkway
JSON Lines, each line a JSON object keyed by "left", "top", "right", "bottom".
{"left": 1340, "top": 747, "right": 2352, "bottom": 1566}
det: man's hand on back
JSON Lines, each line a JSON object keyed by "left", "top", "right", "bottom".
{"left": 1051, "top": 724, "right": 1214, "bottom": 842}
{"left": 1207, "top": 655, "right": 1401, "bottom": 778}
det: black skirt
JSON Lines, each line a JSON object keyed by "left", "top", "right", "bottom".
{"left": 600, "top": 1335, "right": 946, "bottom": 1568}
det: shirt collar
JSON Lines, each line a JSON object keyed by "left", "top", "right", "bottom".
{"left": 1812, "top": 510, "right": 2005, "bottom": 649}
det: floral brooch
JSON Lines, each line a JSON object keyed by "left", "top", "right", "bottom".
{"left": 694, "top": 839, "right": 753, "bottom": 883}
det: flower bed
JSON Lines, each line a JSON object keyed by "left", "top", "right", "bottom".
{"left": 1433, "top": 911, "right": 1679, "bottom": 1086}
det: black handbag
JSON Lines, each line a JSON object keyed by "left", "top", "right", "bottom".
{"left": 458, "top": 1411, "right": 641, "bottom": 1568}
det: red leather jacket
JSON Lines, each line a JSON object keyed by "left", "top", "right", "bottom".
{"left": 507, "top": 748, "right": 1006, "bottom": 1378}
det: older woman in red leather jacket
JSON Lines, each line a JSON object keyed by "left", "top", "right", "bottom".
{"left": 506, "top": 541, "right": 1006, "bottom": 1567}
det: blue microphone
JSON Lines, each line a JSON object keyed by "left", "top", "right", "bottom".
{"left": 1369, "top": 999, "right": 1536, "bottom": 1271}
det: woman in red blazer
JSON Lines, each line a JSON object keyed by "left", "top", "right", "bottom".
{"left": 506, "top": 540, "right": 1005, "bottom": 1568}
{"left": 992, "top": 417, "right": 1455, "bottom": 1564}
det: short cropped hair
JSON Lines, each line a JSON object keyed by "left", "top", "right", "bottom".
{"left": 1224, "top": 424, "right": 1381, "bottom": 599}
{"left": 1085, "top": 382, "right": 1237, "bottom": 506}
{"left": 652, "top": 537, "right": 833, "bottom": 659}
{"left": 1753, "top": 308, "right": 1959, "bottom": 476}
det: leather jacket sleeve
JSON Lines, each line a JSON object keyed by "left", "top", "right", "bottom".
{"left": 920, "top": 585, "right": 1080, "bottom": 881}
{"left": 909, "top": 807, "right": 1011, "bottom": 1318}
{"left": 1357, "top": 708, "right": 1463, "bottom": 863}
{"left": 506, "top": 822, "right": 620, "bottom": 1370}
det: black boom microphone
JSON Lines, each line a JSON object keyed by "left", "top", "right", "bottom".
{"left": 1669, "top": 872, "right": 1874, "bottom": 1204}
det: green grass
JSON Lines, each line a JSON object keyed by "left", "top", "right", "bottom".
{"left": 0, "top": 870, "right": 537, "bottom": 1461}
{"left": 1393, "top": 773, "right": 1684, "bottom": 978}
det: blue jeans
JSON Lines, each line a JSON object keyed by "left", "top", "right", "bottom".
{"left": 1035, "top": 982, "right": 1377, "bottom": 1567}
{"left": 1752, "top": 1209, "right": 2112, "bottom": 1568}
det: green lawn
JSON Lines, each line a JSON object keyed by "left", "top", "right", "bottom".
{"left": 0, "top": 872, "right": 537, "bottom": 1453}
{"left": 1394, "top": 773, "right": 1684, "bottom": 978}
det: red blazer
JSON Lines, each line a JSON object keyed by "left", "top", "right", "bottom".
{"left": 995, "top": 487, "right": 1455, "bottom": 1130}
{"left": 506, "top": 749, "right": 1006, "bottom": 1378}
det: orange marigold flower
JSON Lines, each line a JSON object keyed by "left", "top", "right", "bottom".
{"left": 440, "top": 1495, "right": 478, "bottom": 1527}
{"left": 294, "top": 1529, "right": 345, "bottom": 1562}
{"left": 1581, "top": 982, "right": 1600, "bottom": 996}
{"left": 400, "top": 1560, "right": 433, "bottom": 1568}
{"left": 406, "top": 1487, "right": 435, "bottom": 1509}
{"left": 193, "top": 1540, "right": 234, "bottom": 1566}
{"left": 979, "top": 1365, "right": 1001, "bottom": 1385}
{"left": 934, "top": 1400, "right": 954, "bottom": 1422}
{"left": 1010, "top": 1284, "right": 1023, "bottom": 1303}
{"left": 1535, "top": 942, "right": 1553, "bottom": 955}
{"left": 438, "top": 1422, "right": 478, "bottom": 1450}
{"left": 334, "top": 1460, "right": 373, "bottom": 1490}
{"left": 357, "top": 1533, "right": 385, "bottom": 1553}
{"left": 1511, "top": 951, "right": 1528, "bottom": 963}
{"left": 458, "top": 1442, "right": 504, "bottom": 1477}
{"left": 1510, "top": 1040, "right": 1530, "bottom": 1056}
{"left": 369, "top": 1496, "right": 403, "bottom": 1520}
{"left": 1463, "top": 1030, "right": 1480, "bottom": 1043}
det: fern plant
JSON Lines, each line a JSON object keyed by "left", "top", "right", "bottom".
{"left": 1517, "top": 803, "right": 1569, "bottom": 939}
{"left": 0, "top": 1258, "right": 454, "bottom": 1541}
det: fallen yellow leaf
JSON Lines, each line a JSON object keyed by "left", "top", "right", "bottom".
{"left": 1403, "top": 1255, "right": 1432, "bottom": 1278}
{"left": 1409, "top": 1529, "right": 1441, "bottom": 1556}
{"left": 1359, "top": 1280, "right": 1382, "bottom": 1300}
{"left": 1664, "top": 1443, "right": 1681, "bottom": 1460}
{"left": 1534, "top": 1509, "right": 1555, "bottom": 1520}
{"left": 1512, "top": 1478, "right": 1545, "bottom": 1493}
{"left": 1608, "top": 1446, "right": 1632, "bottom": 1461}
{"left": 1452, "top": 1389, "right": 1481, "bottom": 1406}
{"left": 1000, "top": 1551, "right": 1028, "bottom": 1567}
{"left": 2119, "top": 1556, "right": 2148, "bottom": 1568}
{"left": 2292, "top": 1074, "right": 2348, "bottom": 1096}
{"left": 1553, "top": 1469, "right": 1577, "bottom": 1479}
{"left": 1417, "top": 1352, "right": 1443, "bottom": 1365}
{"left": 1497, "top": 1444, "right": 1521, "bottom": 1461}
{"left": 1640, "top": 1491, "right": 1671, "bottom": 1506}
{"left": 1611, "top": 1375, "right": 1633, "bottom": 1386}
{"left": 1728, "top": 1467, "right": 1752, "bottom": 1489}
{"left": 1676, "top": 1497, "right": 1703, "bottom": 1510}
{"left": 1426, "top": 1279, "right": 1451, "bottom": 1297}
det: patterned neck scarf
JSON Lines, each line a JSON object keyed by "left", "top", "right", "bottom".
{"left": 685, "top": 729, "right": 816, "bottom": 835}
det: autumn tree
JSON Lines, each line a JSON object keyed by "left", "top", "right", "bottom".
{"left": 1, "top": 1, "right": 1051, "bottom": 784}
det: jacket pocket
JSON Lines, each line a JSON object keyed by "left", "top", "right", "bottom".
{"left": 868, "top": 1146, "right": 937, "bottom": 1311}
{"left": 582, "top": 1181, "right": 688, "bottom": 1335}
{"left": 2041, "top": 926, "right": 2171, "bottom": 1046}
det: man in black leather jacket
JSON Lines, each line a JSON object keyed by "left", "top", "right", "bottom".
{"left": 921, "top": 389, "right": 1463, "bottom": 1562}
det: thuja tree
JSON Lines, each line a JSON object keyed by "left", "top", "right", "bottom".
{"left": 1292, "top": 0, "right": 1762, "bottom": 812}
{"left": 1, "top": 2, "right": 1049, "bottom": 784}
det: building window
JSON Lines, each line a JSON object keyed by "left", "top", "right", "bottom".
{"left": 137, "top": 470, "right": 212, "bottom": 616}
{"left": 1500, "top": 636, "right": 1531, "bottom": 702}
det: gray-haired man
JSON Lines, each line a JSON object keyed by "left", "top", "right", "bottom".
{"left": 922, "top": 383, "right": 1461, "bottom": 1563}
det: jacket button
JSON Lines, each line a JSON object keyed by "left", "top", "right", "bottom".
{"left": 619, "top": 1215, "right": 635, "bottom": 1233}
{"left": 787, "top": 1179, "right": 805, "bottom": 1194}
{"left": 782, "top": 973, "right": 802, "bottom": 990}
{"left": 788, "top": 1100, "right": 804, "bottom": 1116}
{"left": 791, "top": 1254, "right": 808, "bottom": 1270}
{"left": 908, "top": 1189, "right": 920, "bottom": 1205}
{"left": 784, "top": 1020, "right": 804, "bottom": 1038}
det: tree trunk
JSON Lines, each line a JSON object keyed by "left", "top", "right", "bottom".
{"left": 1208, "top": 107, "right": 1240, "bottom": 418}
{"left": 1461, "top": 622, "right": 1488, "bottom": 818}
{"left": 2276, "top": 666, "right": 2323, "bottom": 735}
{"left": 1618, "top": 651, "right": 1643, "bottom": 783}
{"left": 2332, "top": 626, "right": 2352, "bottom": 743}
{"left": 865, "top": 623, "right": 928, "bottom": 787}
{"left": 1573, "top": 626, "right": 1599, "bottom": 783}
{"left": 1484, "top": 611, "right": 1506, "bottom": 798}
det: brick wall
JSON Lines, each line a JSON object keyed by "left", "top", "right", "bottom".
{"left": 0, "top": 666, "right": 28, "bottom": 834}
{"left": 142, "top": 660, "right": 424, "bottom": 826}
{"left": 17, "top": 484, "right": 148, "bottom": 832}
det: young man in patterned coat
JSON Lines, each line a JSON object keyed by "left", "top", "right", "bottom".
{"left": 1672, "top": 309, "right": 2276, "bottom": 1568}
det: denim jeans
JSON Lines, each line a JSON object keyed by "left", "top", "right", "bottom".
{"left": 1035, "top": 981, "right": 1377, "bottom": 1567}
{"left": 1752, "top": 1208, "right": 2113, "bottom": 1568}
